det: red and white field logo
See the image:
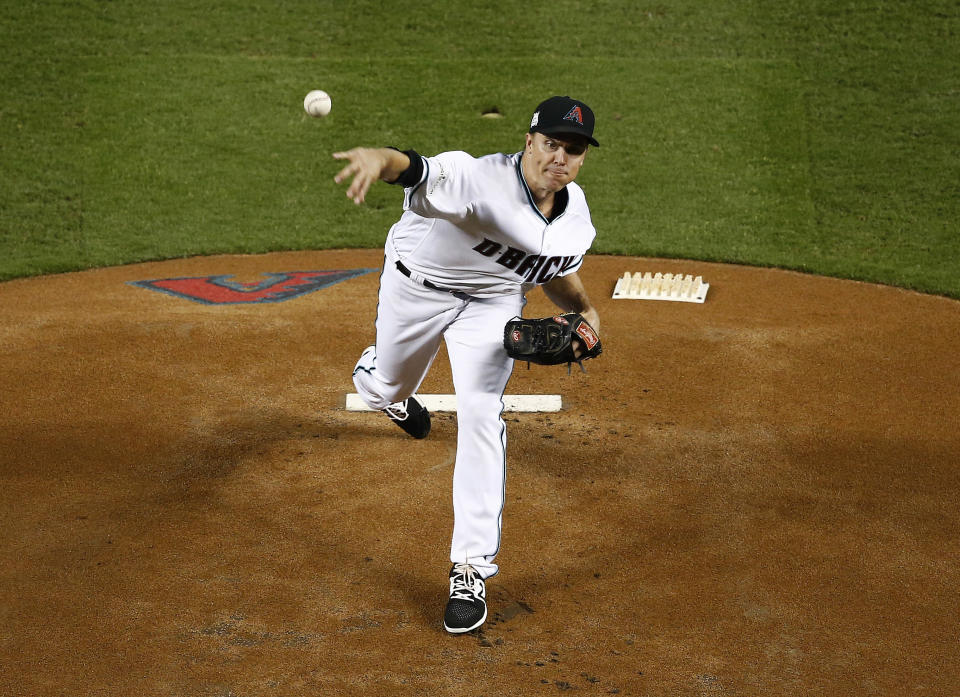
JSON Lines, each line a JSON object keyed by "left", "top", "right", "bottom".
{"left": 130, "top": 269, "right": 376, "bottom": 305}
{"left": 512, "top": 329, "right": 522, "bottom": 343}
{"left": 553, "top": 315, "right": 569, "bottom": 325}
{"left": 575, "top": 322, "right": 599, "bottom": 349}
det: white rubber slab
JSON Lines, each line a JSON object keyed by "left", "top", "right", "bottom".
{"left": 345, "top": 393, "right": 563, "bottom": 412}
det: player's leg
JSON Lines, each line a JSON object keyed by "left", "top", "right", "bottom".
{"left": 442, "top": 294, "right": 522, "bottom": 580}
{"left": 353, "top": 262, "right": 460, "bottom": 409}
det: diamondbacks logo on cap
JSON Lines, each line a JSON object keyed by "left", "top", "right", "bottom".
{"left": 563, "top": 105, "right": 584, "bottom": 125}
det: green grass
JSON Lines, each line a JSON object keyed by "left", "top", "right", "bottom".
{"left": 1, "top": 1, "right": 958, "bottom": 297}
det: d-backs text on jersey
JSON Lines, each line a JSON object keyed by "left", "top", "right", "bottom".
{"left": 473, "top": 238, "right": 580, "bottom": 285}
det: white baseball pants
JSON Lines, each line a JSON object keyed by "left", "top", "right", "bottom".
{"left": 352, "top": 262, "right": 522, "bottom": 579}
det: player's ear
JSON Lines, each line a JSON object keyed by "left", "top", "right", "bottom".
{"left": 525, "top": 133, "right": 534, "bottom": 151}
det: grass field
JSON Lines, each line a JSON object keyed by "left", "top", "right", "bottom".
{"left": 2, "top": 1, "right": 958, "bottom": 297}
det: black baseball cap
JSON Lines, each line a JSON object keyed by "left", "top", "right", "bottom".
{"left": 528, "top": 96, "right": 599, "bottom": 147}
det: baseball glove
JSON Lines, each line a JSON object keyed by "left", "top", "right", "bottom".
{"left": 503, "top": 313, "right": 602, "bottom": 372}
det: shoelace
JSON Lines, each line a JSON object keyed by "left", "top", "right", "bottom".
{"left": 383, "top": 400, "right": 409, "bottom": 421}
{"left": 450, "top": 563, "right": 481, "bottom": 600}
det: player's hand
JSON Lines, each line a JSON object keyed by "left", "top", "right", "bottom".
{"left": 333, "top": 148, "right": 387, "bottom": 204}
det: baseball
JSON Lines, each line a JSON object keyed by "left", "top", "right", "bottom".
{"left": 304, "top": 90, "right": 332, "bottom": 117}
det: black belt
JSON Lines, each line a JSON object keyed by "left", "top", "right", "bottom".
{"left": 395, "top": 261, "right": 473, "bottom": 300}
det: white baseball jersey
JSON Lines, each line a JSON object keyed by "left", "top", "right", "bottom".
{"left": 384, "top": 151, "right": 596, "bottom": 297}
{"left": 354, "top": 147, "right": 597, "bottom": 580}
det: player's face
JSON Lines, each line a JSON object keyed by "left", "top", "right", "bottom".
{"left": 524, "top": 132, "right": 588, "bottom": 192}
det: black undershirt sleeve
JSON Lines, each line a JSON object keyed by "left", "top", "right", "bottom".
{"left": 387, "top": 148, "right": 424, "bottom": 187}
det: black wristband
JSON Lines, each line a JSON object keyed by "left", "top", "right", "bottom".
{"left": 387, "top": 148, "right": 424, "bottom": 187}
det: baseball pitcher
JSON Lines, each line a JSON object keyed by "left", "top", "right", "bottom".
{"left": 333, "top": 96, "right": 602, "bottom": 634}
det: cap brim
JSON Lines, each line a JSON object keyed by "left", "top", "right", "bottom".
{"left": 533, "top": 126, "right": 599, "bottom": 147}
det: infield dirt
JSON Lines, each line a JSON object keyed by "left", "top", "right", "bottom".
{"left": 2, "top": 250, "right": 958, "bottom": 696}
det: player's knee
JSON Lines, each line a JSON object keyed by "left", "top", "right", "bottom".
{"left": 353, "top": 370, "right": 410, "bottom": 410}
{"left": 455, "top": 393, "right": 504, "bottom": 425}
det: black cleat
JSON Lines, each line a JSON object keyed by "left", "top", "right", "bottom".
{"left": 443, "top": 563, "right": 487, "bottom": 634}
{"left": 383, "top": 395, "right": 431, "bottom": 439}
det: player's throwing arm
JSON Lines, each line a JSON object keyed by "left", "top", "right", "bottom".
{"left": 332, "top": 148, "right": 411, "bottom": 205}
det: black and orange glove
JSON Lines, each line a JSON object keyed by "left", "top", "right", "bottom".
{"left": 503, "top": 313, "right": 602, "bottom": 372}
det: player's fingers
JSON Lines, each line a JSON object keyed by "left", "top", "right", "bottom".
{"left": 332, "top": 148, "right": 361, "bottom": 160}
{"left": 346, "top": 173, "right": 371, "bottom": 204}
{"left": 333, "top": 162, "right": 357, "bottom": 184}
{"left": 332, "top": 150, "right": 365, "bottom": 182}
{"left": 335, "top": 157, "right": 375, "bottom": 185}
{"left": 332, "top": 148, "right": 377, "bottom": 202}
{"left": 355, "top": 178, "right": 374, "bottom": 204}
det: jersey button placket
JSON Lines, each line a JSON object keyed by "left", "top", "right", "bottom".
{"left": 541, "top": 223, "right": 555, "bottom": 256}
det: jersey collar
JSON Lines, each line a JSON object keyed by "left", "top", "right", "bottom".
{"left": 515, "top": 153, "right": 569, "bottom": 224}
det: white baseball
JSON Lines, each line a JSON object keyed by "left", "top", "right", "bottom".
{"left": 304, "top": 90, "right": 332, "bottom": 117}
